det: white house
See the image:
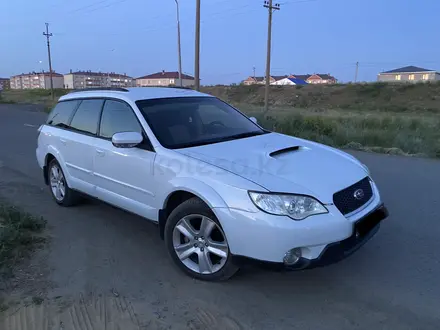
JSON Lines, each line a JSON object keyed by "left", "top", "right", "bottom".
{"left": 272, "top": 77, "right": 308, "bottom": 86}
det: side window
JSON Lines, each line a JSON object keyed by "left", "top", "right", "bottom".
{"left": 46, "top": 100, "right": 79, "bottom": 128}
{"left": 70, "top": 99, "right": 104, "bottom": 135}
{"left": 99, "top": 100, "right": 142, "bottom": 139}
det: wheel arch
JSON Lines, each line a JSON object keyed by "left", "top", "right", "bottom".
{"left": 43, "top": 148, "right": 72, "bottom": 187}
{"left": 158, "top": 179, "right": 228, "bottom": 239}
{"left": 43, "top": 153, "right": 56, "bottom": 185}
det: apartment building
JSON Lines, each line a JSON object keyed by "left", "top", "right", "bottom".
{"left": 63, "top": 70, "right": 135, "bottom": 89}
{"left": 0, "top": 78, "right": 10, "bottom": 90}
{"left": 10, "top": 72, "right": 64, "bottom": 89}
{"left": 136, "top": 71, "right": 195, "bottom": 87}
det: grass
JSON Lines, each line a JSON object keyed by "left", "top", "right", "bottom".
{"left": 3, "top": 86, "right": 440, "bottom": 158}
{"left": 237, "top": 104, "right": 440, "bottom": 158}
{"left": 0, "top": 203, "right": 46, "bottom": 272}
{"left": 0, "top": 89, "right": 68, "bottom": 112}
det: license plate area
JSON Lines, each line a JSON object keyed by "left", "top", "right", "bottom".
{"left": 355, "top": 205, "right": 388, "bottom": 237}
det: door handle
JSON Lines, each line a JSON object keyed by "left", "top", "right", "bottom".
{"left": 96, "top": 149, "right": 105, "bottom": 156}
{"left": 60, "top": 138, "right": 67, "bottom": 145}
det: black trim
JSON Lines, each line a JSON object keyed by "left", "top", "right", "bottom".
{"left": 269, "top": 146, "right": 300, "bottom": 157}
{"left": 70, "top": 87, "right": 129, "bottom": 93}
{"left": 333, "top": 177, "right": 373, "bottom": 215}
{"left": 158, "top": 209, "right": 167, "bottom": 240}
{"left": 96, "top": 98, "right": 107, "bottom": 136}
{"left": 43, "top": 165, "right": 49, "bottom": 185}
{"left": 231, "top": 204, "right": 389, "bottom": 271}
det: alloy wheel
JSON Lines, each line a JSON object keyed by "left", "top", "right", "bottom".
{"left": 172, "top": 214, "right": 229, "bottom": 275}
{"left": 50, "top": 164, "right": 66, "bottom": 202}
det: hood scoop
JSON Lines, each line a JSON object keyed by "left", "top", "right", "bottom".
{"left": 269, "top": 146, "right": 302, "bottom": 158}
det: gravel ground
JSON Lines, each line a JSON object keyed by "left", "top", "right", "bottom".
{"left": 0, "top": 104, "right": 440, "bottom": 329}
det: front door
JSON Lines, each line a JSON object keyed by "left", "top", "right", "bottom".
{"left": 93, "top": 99, "right": 157, "bottom": 221}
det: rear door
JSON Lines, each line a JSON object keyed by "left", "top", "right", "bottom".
{"left": 42, "top": 99, "right": 80, "bottom": 181}
{"left": 62, "top": 98, "right": 104, "bottom": 196}
{"left": 93, "top": 99, "right": 157, "bottom": 220}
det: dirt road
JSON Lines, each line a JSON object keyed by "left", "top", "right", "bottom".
{"left": 1, "top": 104, "right": 440, "bottom": 329}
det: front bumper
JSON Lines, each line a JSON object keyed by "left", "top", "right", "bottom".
{"left": 231, "top": 204, "right": 388, "bottom": 270}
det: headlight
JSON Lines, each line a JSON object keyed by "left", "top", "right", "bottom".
{"left": 248, "top": 192, "right": 328, "bottom": 220}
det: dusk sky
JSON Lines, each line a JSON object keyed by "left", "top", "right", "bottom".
{"left": 1, "top": 0, "right": 440, "bottom": 85}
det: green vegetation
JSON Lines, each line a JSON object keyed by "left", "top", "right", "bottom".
{"left": 202, "top": 82, "right": 440, "bottom": 113}
{"left": 0, "top": 203, "right": 46, "bottom": 273}
{"left": 0, "top": 89, "right": 69, "bottom": 111}
{"left": 238, "top": 106, "right": 440, "bottom": 158}
{"left": 2, "top": 84, "right": 440, "bottom": 157}
{"left": 32, "top": 296, "right": 45, "bottom": 305}
{"left": 202, "top": 83, "right": 440, "bottom": 158}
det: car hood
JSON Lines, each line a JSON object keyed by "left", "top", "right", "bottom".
{"left": 177, "top": 132, "right": 368, "bottom": 203}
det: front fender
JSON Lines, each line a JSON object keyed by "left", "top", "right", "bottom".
{"left": 161, "top": 177, "right": 228, "bottom": 210}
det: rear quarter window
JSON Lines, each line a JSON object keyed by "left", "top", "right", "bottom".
{"left": 46, "top": 100, "right": 79, "bottom": 128}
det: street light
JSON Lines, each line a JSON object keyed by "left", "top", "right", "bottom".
{"left": 174, "top": 0, "right": 183, "bottom": 87}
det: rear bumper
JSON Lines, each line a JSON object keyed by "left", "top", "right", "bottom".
{"left": 232, "top": 204, "right": 389, "bottom": 270}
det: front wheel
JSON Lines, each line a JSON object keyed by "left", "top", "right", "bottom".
{"left": 164, "top": 198, "right": 239, "bottom": 281}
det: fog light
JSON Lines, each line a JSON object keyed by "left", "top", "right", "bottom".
{"left": 283, "top": 248, "right": 302, "bottom": 266}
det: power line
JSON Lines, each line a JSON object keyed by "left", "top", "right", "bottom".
{"left": 65, "top": 0, "right": 112, "bottom": 15}
{"left": 73, "top": 0, "right": 130, "bottom": 15}
{"left": 280, "top": 0, "right": 319, "bottom": 5}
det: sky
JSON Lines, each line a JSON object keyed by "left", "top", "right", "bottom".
{"left": 1, "top": 0, "right": 440, "bottom": 85}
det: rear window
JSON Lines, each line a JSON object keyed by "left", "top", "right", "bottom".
{"left": 46, "top": 100, "right": 79, "bottom": 128}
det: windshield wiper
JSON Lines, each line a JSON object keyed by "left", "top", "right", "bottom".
{"left": 174, "top": 131, "right": 267, "bottom": 149}
{"left": 219, "top": 131, "right": 266, "bottom": 142}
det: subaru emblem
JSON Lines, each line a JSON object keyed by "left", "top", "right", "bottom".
{"left": 353, "top": 189, "right": 364, "bottom": 200}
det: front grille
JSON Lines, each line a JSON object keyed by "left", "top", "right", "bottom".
{"left": 333, "top": 177, "right": 373, "bottom": 215}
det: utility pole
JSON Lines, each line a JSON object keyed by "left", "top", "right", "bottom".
{"left": 263, "top": 1, "right": 280, "bottom": 113}
{"left": 354, "top": 61, "right": 359, "bottom": 83}
{"left": 194, "top": 0, "right": 201, "bottom": 90}
{"left": 253, "top": 66, "right": 256, "bottom": 80}
{"left": 43, "top": 23, "right": 54, "bottom": 100}
{"left": 174, "top": 0, "right": 183, "bottom": 87}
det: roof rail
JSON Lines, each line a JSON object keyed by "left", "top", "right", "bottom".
{"left": 140, "top": 86, "right": 194, "bottom": 90}
{"left": 170, "top": 86, "right": 194, "bottom": 90}
{"left": 70, "top": 87, "right": 129, "bottom": 93}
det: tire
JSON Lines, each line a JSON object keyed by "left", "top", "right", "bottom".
{"left": 47, "top": 159, "right": 80, "bottom": 206}
{"left": 164, "top": 197, "right": 239, "bottom": 281}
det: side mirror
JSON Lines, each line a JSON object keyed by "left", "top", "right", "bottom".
{"left": 112, "top": 132, "right": 143, "bottom": 148}
{"left": 250, "top": 116, "right": 258, "bottom": 124}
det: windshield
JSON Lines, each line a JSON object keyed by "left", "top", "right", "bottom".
{"left": 136, "top": 97, "right": 267, "bottom": 149}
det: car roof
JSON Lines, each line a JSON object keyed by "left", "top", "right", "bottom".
{"left": 59, "top": 87, "right": 213, "bottom": 102}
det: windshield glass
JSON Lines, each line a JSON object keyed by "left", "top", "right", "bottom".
{"left": 136, "top": 97, "right": 267, "bottom": 149}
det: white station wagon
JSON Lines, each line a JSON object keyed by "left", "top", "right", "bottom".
{"left": 36, "top": 87, "right": 388, "bottom": 281}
